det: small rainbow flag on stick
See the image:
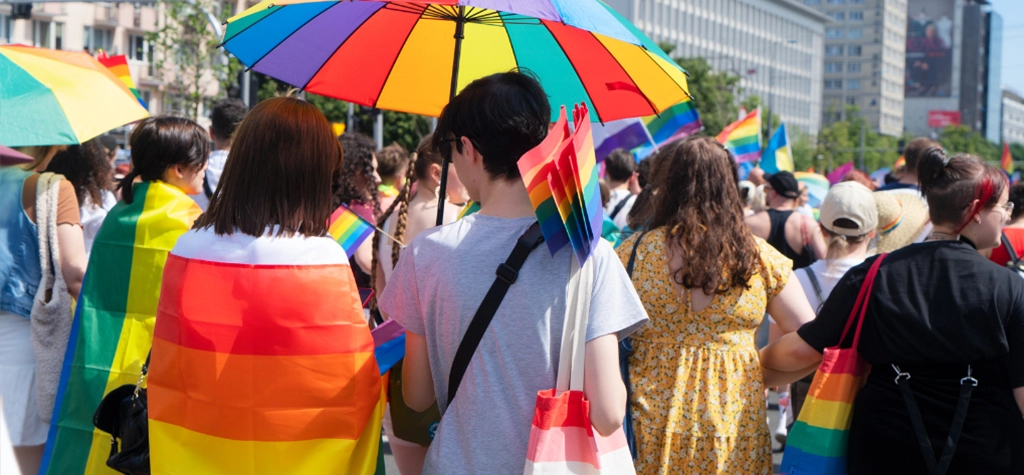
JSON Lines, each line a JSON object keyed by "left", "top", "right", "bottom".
{"left": 518, "top": 104, "right": 603, "bottom": 264}
{"left": 1002, "top": 142, "right": 1014, "bottom": 177}
{"left": 717, "top": 108, "right": 762, "bottom": 163}
{"left": 329, "top": 205, "right": 375, "bottom": 258}
{"left": 96, "top": 51, "right": 147, "bottom": 109}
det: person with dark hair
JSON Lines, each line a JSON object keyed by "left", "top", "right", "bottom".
{"left": 604, "top": 148, "right": 638, "bottom": 229}
{"left": 618, "top": 136, "right": 815, "bottom": 473}
{"left": 985, "top": 181, "right": 1024, "bottom": 266}
{"left": 379, "top": 71, "right": 647, "bottom": 473}
{"left": 44, "top": 116, "right": 209, "bottom": 474}
{"left": 335, "top": 131, "right": 381, "bottom": 282}
{"left": 0, "top": 147, "right": 85, "bottom": 473}
{"left": 624, "top": 151, "right": 660, "bottom": 234}
{"left": 148, "top": 97, "right": 384, "bottom": 472}
{"left": 377, "top": 142, "right": 411, "bottom": 212}
{"left": 192, "top": 98, "right": 248, "bottom": 211}
{"left": 763, "top": 149, "right": 1024, "bottom": 474}
{"left": 745, "top": 170, "right": 826, "bottom": 270}
{"left": 877, "top": 137, "right": 938, "bottom": 193}
{"left": 44, "top": 139, "right": 118, "bottom": 257}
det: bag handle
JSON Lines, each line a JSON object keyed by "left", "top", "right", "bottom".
{"left": 446, "top": 222, "right": 545, "bottom": 407}
{"left": 1002, "top": 232, "right": 1021, "bottom": 266}
{"left": 838, "top": 253, "right": 888, "bottom": 349}
{"left": 555, "top": 256, "right": 595, "bottom": 392}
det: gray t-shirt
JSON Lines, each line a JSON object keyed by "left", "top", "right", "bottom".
{"left": 380, "top": 214, "right": 648, "bottom": 474}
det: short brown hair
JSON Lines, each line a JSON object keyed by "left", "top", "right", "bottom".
{"left": 376, "top": 143, "right": 409, "bottom": 180}
{"left": 197, "top": 97, "right": 342, "bottom": 237}
{"left": 648, "top": 136, "right": 760, "bottom": 294}
{"left": 918, "top": 148, "right": 1007, "bottom": 231}
{"left": 903, "top": 137, "right": 939, "bottom": 173}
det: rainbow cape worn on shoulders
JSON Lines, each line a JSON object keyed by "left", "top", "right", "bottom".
{"left": 41, "top": 181, "right": 201, "bottom": 475}
{"left": 147, "top": 229, "right": 385, "bottom": 474}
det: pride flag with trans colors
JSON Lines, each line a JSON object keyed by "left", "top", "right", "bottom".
{"left": 96, "top": 51, "right": 147, "bottom": 109}
{"left": 761, "top": 123, "right": 793, "bottom": 174}
{"left": 329, "top": 204, "right": 375, "bottom": 258}
{"left": 717, "top": 108, "right": 762, "bottom": 163}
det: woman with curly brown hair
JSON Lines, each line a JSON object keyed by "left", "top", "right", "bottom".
{"left": 616, "top": 136, "right": 816, "bottom": 474}
{"left": 334, "top": 132, "right": 381, "bottom": 285}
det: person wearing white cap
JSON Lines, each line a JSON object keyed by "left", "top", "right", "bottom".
{"left": 788, "top": 182, "right": 878, "bottom": 424}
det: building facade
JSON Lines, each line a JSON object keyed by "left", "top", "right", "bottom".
{"left": 805, "top": 0, "right": 907, "bottom": 137}
{"left": 1003, "top": 91, "right": 1024, "bottom": 146}
{"left": 604, "top": 0, "right": 830, "bottom": 138}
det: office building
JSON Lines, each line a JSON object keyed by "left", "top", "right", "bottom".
{"left": 805, "top": 0, "right": 907, "bottom": 137}
{"left": 1003, "top": 90, "right": 1024, "bottom": 146}
{"left": 604, "top": 0, "right": 830, "bottom": 137}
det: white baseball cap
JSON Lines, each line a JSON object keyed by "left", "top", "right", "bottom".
{"left": 819, "top": 182, "right": 878, "bottom": 237}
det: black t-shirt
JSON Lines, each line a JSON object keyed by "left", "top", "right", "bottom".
{"left": 798, "top": 240, "right": 1024, "bottom": 473}
{"left": 798, "top": 240, "right": 1024, "bottom": 388}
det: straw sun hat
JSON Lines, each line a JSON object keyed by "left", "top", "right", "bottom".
{"left": 873, "top": 192, "right": 930, "bottom": 253}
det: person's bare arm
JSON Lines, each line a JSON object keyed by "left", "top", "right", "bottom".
{"left": 1015, "top": 387, "right": 1024, "bottom": 419}
{"left": 353, "top": 239, "right": 373, "bottom": 275}
{"left": 763, "top": 362, "right": 820, "bottom": 388}
{"left": 401, "top": 331, "right": 436, "bottom": 412}
{"left": 760, "top": 332, "right": 822, "bottom": 374}
{"left": 584, "top": 334, "right": 626, "bottom": 437}
{"left": 806, "top": 216, "right": 828, "bottom": 260}
{"left": 56, "top": 224, "right": 86, "bottom": 298}
{"left": 745, "top": 212, "right": 769, "bottom": 240}
{"left": 766, "top": 273, "right": 816, "bottom": 333}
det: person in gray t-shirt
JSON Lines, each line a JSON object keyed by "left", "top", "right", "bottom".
{"left": 379, "top": 72, "right": 648, "bottom": 474}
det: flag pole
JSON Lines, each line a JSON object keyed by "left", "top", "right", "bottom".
{"left": 640, "top": 118, "right": 659, "bottom": 152}
{"left": 436, "top": 6, "right": 466, "bottom": 226}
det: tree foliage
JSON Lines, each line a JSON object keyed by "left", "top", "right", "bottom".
{"left": 938, "top": 125, "right": 1000, "bottom": 163}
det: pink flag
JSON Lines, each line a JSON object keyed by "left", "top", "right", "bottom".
{"left": 826, "top": 162, "right": 855, "bottom": 185}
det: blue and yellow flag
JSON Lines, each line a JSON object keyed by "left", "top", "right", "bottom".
{"left": 761, "top": 123, "right": 793, "bottom": 174}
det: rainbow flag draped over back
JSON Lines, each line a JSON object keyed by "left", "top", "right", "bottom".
{"left": 1002, "top": 142, "right": 1014, "bottom": 177}
{"left": 329, "top": 204, "right": 375, "bottom": 257}
{"left": 147, "top": 229, "right": 385, "bottom": 474}
{"left": 95, "top": 52, "right": 147, "bottom": 109}
{"left": 41, "top": 181, "right": 201, "bottom": 475}
{"left": 716, "top": 108, "right": 762, "bottom": 163}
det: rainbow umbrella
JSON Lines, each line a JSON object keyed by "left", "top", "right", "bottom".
{"left": 794, "top": 171, "right": 830, "bottom": 209}
{"left": 0, "top": 45, "right": 150, "bottom": 147}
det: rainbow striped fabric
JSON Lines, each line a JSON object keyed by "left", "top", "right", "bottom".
{"left": 518, "top": 104, "right": 603, "bottom": 263}
{"left": 781, "top": 254, "right": 887, "bottom": 475}
{"left": 329, "top": 204, "right": 375, "bottom": 258}
{"left": 148, "top": 229, "right": 385, "bottom": 474}
{"left": 458, "top": 200, "right": 481, "bottom": 220}
{"left": 632, "top": 99, "right": 702, "bottom": 159}
{"left": 716, "top": 108, "right": 762, "bottom": 163}
{"left": 96, "top": 52, "right": 147, "bottom": 109}
{"left": 41, "top": 181, "right": 201, "bottom": 475}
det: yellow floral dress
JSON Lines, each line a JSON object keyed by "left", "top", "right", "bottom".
{"left": 617, "top": 228, "right": 791, "bottom": 475}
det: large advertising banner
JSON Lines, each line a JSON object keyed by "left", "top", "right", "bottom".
{"left": 906, "top": 0, "right": 955, "bottom": 97}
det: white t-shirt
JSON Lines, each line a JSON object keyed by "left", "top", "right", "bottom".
{"left": 794, "top": 256, "right": 866, "bottom": 312}
{"left": 190, "top": 149, "right": 229, "bottom": 211}
{"left": 379, "top": 214, "right": 648, "bottom": 474}
{"left": 605, "top": 189, "right": 635, "bottom": 230}
{"left": 81, "top": 189, "right": 118, "bottom": 259}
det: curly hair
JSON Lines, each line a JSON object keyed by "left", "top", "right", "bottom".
{"left": 44, "top": 138, "right": 111, "bottom": 207}
{"left": 335, "top": 132, "right": 381, "bottom": 219}
{"left": 647, "top": 136, "right": 761, "bottom": 295}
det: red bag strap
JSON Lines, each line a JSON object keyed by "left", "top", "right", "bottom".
{"left": 837, "top": 253, "right": 888, "bottom": 349}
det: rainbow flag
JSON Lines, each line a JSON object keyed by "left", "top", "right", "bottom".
{"left": 518, "top": 108, "right": 573, "bottom": 256}
{"left": 148, "top": 229, "right": 385, "bottom": 474}
{"left": 329, "top": 204, "right": 375, "bottom": 258}
{"left": 96, "top": 52, "right": 147, "bottom": 109}
{"left": 716, "top": 108, "right": 762, "bottom": 163}
{"left": 41, "top": 181, "right": 201, "bottom": 475}
{"left": 632, "top": 99, "right": 702, "bottom": 159}
{"left": 761, "top": 123, "right": 793, "bottom": 174}
{"left": 1003, "top": 142, "right": 1014, "bottom": 177}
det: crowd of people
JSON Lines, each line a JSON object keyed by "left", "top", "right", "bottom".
{"left": 1, "top": 70, "right": 1023, "bottom": 475}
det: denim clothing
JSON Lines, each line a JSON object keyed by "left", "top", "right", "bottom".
{"left": 0, "top": 167, "right": 41, "bottom": 319}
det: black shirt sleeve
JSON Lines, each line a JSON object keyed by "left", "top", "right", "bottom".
{"left": 1007, "top": 282, "right": 1024, "bottom": 388}
{"left": 797, "top": 256, "right": 875, "bottom": 353}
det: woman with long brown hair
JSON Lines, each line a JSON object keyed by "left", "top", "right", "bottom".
{"left": 617, "top": 136, "right": 815, "bottom": 474}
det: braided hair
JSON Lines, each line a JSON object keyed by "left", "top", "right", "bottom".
{"left": 369, "top": 151, "right": 417, "bottom": 310}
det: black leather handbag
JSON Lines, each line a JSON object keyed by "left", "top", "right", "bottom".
{"left": 93, "top": 352, "right": 151, "bottom": 475}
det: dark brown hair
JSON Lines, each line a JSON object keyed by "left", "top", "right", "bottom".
{"left": 376, "top": 143, "right": 409, "bottom": 181}
{"left": 917, "top": 147, "right": 1007, "bottom": 232}
{"left": 903, "top": 137, "right": 940, "bottom": 173}
{"left": 196, "top": 97, "right": 342, "bottom": 237}
{"left": 626, "top": 151, "right": 661, "bottom": 230}
{"left": 1009, "top": 181, "right": 1024, "bottom": 221}
{"left": 335, "top": 132, "right": 381, "bottom": 219}
{"left": 647, "top": 136, "right": 760, "bottom": 294}
{"left": 120, "top": 116, "right": 210, "bottom": 204}
{"left": 45, "top": 138, "right": 111, "bottom": 207}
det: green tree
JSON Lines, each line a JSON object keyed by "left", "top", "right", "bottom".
{"left": 1010, "top": 143, "right": 1024, "bottom": 163}
{"left": 939, "top": 125, "right": 1000, "bottom": 163}
{"left": 671, "top": 57, "right": 741, "bottom": 137}
{"left": 814, "top": 105, "right": 900, "bottom": 174}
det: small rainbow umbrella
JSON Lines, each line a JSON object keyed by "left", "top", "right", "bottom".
{"left": 794, "top": 171, "right": 830, "bottom": 209}
{"left": 0, "top": 45, "right": 150, "bottom": 147}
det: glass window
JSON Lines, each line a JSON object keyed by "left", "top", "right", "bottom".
{"left": 805, "top": 0, "right": 821, "bottom": 5}
{"left": 33, "top": 20, "right": 51, "bottom": 48}
{"left": 827, "top": 28, "right": 843, "bottom": 39}
{"left": 0, "top": 14, "right": 11, "bottom": 43}
{"left": 830, "top": 11, "right": 845, "bottom": 21}
{"left": 54, "top": 23, "right": 62, "bottom": 50}
{"left": 825, "top": 79, "right": 843, "bottom": 89}
{"left": 848, "top": 62, "right": 861, "bottom": 72}
{"left": 84, "top": 26, "right": 114, "bottom": 54}
{"left": 827, "top": 0, "right": 844, "bottom": 3}
{"left": 848, "top": 79, "right": 861, "bottom": 89}
{"left": 848, "top": 45, "right": 862, "bottom": 56}
{"left": 129, "top": 34, "right": 149, "bottom": 62}
{"left": 826, "top": 45, "right": 843, "bottom": 56}
{"left": 848, "top": 28, "right": 862, "bottom": 39}
{"left": 825, "top": 62, "right": 843, "bottom": 73}
{"left": 847, "top": 97, "right": 857, "bottom": 105}
{"left": 849, "top": 11, "right": 863, "bottom": 21}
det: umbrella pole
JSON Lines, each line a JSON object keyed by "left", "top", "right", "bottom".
{"left": 436, "top": 6, "right": 466, "bottom": 226}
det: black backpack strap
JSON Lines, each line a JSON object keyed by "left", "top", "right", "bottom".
{"left": 621, "top": 229, "right": 649, "bottom": 460}
{"left": 803, "top": 267, "right": 825, "bottom": 313}
{"left": 202, "top": 172, "right": 214, "bottom": 199}
{"left": 1002, "top": 232, "right": 1020, "bottom": 266}
{"left": 447, "top": 222, "right": 545, "bottom": 407}
{"left": 893, "top": 364, "right": 976, "bottom": 475}
{"left": 609, "top": 195, "right": 633, "bottom": 220}
{"left": 626, "top": 229, "right": 650, "bottom": 277}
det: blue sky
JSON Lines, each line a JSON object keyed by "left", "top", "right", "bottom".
{"left": 990, "top": 0, "right": 1024, "bottom": 95}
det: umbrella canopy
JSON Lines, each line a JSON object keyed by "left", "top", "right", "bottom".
{"left": 222, "top": 1, "right": 689, "bottom": 122}
{"left": 0, "top": 45, "right": 150, "bottom": 147}
{"left": 794, "top": 171, "right": 830, "bottom": 209}
{"left": 0, "top": 144, "right": 33, "bottom": 166}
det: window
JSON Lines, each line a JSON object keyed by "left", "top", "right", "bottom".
{"left": 848, "top": 62, "right": 861, "bottom": 72}
{"left": 847, "top": 79, "right": 861, "bottom": 89}
{"left": 54, "top": 23, "right": 63, "bottom": 50}
{"left": 830, "top": 11, "right": 845, "bottom": 21}
{"left": 827, "top": 0, "right": 844, "bottom": 3}
{"left": 825, "top": 61, "right": 843, "bottom": 73}
{"left": 851, "top": 0, "right": 864, "bottom": 3}
{"left": 33, "top": 20, "right": 52, "bottom": 48}
{"left": 0, "top": 14, "right": 10, "bottom": 43}
{"left": 847, "top": 97, "right": 857, "bottom": 105}
{"left": 848, "top": 28, "right": 863, "bottom": 39}
{"left": 825, "top": 79, "right": 843, "bottom": 90}
{"left": 826, "top": 28, "right": 843, "bottom": 39}
{"left": 870, "top": 99, "right": 878, "bottom": 106}
{"left": 826, "top": 45, "right": 844, "bottom": 56}
{"left": 128, "top": 34, "right": 149, "bottom": 62}
{"left": 848, "top": 45, "right": 862, "bottom": 56}
{"left": 849, "top": 11, "right": 863, "bottom": 21}
{"left": 84, "top": 26, "right": 114, "bottom": 54}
